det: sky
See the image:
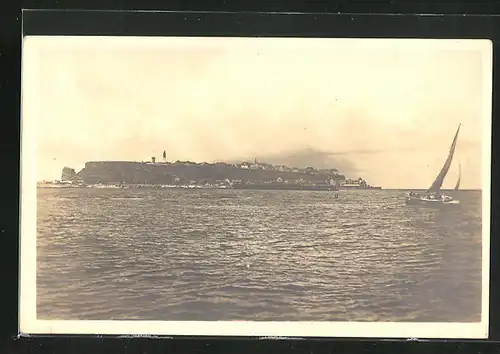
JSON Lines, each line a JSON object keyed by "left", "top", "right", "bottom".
{"left": 22, "top": 36, "right": 492, "bottom": 189}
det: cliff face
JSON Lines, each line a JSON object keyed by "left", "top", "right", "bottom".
{"left": 61, "top": 167, "right": 76, "bottom": 181}
{"left": 74, "top": 161, "right": 346, "bottom": 185}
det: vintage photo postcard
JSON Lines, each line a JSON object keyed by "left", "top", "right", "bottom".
{"left": 20, "top": 35, "right": 492, "bottom": 338}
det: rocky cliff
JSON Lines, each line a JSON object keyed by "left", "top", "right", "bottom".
{"left": 72, "top": 161, "right": 346, "bottom": 185}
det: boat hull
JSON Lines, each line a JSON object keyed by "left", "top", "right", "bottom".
{"left": 405, "top": 195, "right": 457, "bottom": 206}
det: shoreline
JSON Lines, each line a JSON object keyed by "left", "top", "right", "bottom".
{"left": 36, "top": 184, "right": 481, "bottom": 192}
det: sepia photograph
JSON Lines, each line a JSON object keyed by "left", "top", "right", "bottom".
{"left": 20, "top": 35, "right": 491, "bottom": 338}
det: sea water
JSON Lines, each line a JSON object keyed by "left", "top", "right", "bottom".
{"left": 36, "top": 188, "right": 482, "bottom": 322}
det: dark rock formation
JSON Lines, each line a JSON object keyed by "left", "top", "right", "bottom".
{"left": 61, "top": 167, "right": 76, "bottom": 181}
{"left": 72, "top": 161, "right": 346, "bottom": 185}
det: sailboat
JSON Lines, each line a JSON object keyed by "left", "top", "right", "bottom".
{"left": 405, "top": 123, "right": 461, "bottom": 205}
{"left": 454, "top": 163, "right": 461, "bottom": 190}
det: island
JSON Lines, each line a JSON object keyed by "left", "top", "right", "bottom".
{"left": 37, "top": 157, "right": 382, "bottom": 191}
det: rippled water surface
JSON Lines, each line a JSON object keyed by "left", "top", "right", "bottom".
{"left": 36, "top": 188, "right": 482, "bottom": 321}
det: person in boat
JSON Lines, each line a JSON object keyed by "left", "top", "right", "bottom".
{"left": 429, "top": 193, "right": 443, "bottom": 200}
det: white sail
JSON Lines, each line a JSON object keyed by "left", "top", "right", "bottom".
{"left": 426, "top": 123, "right": 461, "bottom": 195}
